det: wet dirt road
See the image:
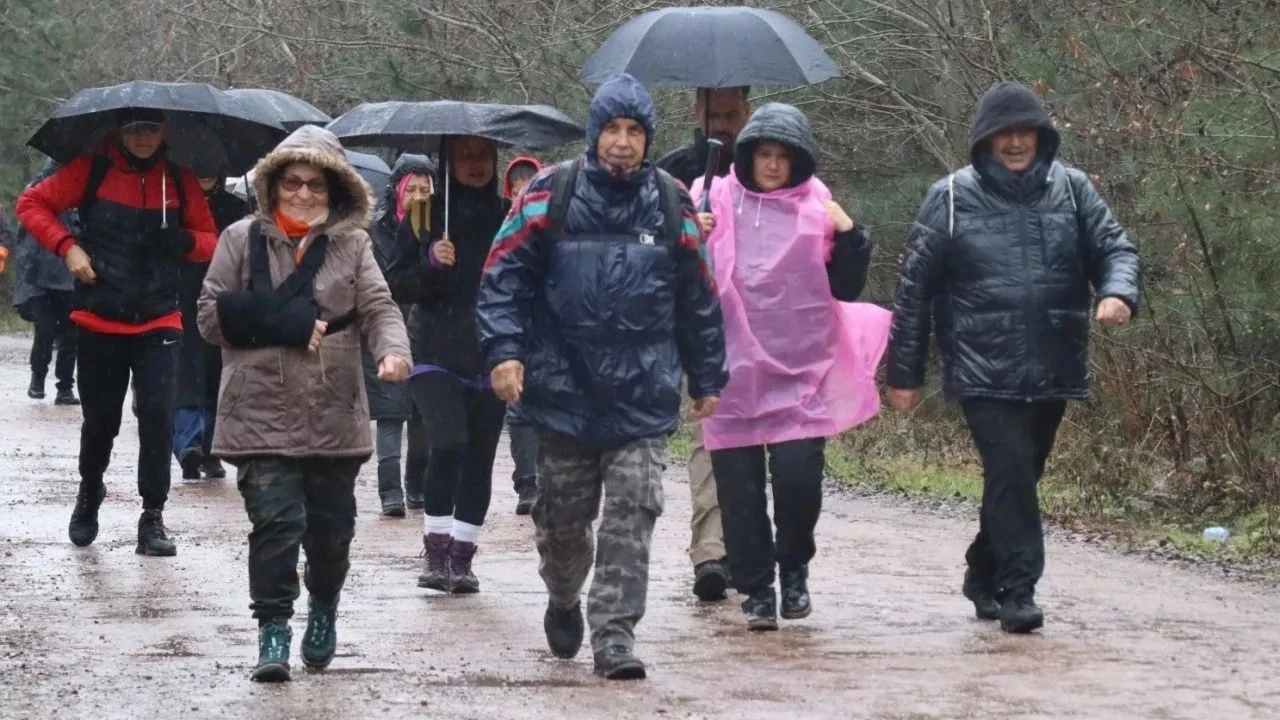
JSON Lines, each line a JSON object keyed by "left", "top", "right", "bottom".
{"left": 0, "top": 334, "right": 1277, "bottom": 720}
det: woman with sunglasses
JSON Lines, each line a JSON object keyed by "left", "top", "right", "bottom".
{"left": 197, "top": 125, "right": 412, "bottom": 682}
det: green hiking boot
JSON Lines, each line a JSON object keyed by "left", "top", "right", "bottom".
{"left": 252, "top": 622, "right": 292, "bottom": 682}
{"left": 301, "top": 594, "right": 339, "bottom": 670}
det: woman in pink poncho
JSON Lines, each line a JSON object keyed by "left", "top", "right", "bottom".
{"left": 692, "top": 103, "right": 890, "bottom": 631}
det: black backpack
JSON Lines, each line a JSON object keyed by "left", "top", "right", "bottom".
{"left": 79, "top": 153, "right": 186, "bottom": 226}
{"left": 545, "top": 160, "right": 683, "bottom": 244}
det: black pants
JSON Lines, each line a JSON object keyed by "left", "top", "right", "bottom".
{"left": 507, "top": 409, "right": 538, "bottom": 492}
{"left": 412, "top": 375, "right": 505, "bottom": 526}
{"left": 238, "top": 456, "right": 361, "bottom": 623}
{"left": 710, "top": 438, "right": 827, "bottom": 594}
{"left": 77, "top": 329, "right": 179, "bottom": 510}
{"left": 25, "top": 292, "right": 76, "bottom": 391}
{"left": 960, "top": 399, "right": 1066, "bottom": 595}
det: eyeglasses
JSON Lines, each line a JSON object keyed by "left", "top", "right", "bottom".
{"left": 121, "top": 121, "right": 162, "bottom": 135}
{"left": 278, "top": 176, "right": 328, "bottom": 193}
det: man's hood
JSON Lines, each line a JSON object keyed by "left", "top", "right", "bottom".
{"left": 733, "top": 102, "right": 817, "bottom": 191}
{"left": 968, "top": 81, "right": 1060, "bottom": 168}
{"left": 586, "top": 73, "right": 656, "bottom": 156}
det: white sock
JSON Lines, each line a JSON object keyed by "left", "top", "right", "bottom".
{"left": 424, "top": 515, "right": 452, "bottom": 536}
{"left": 453, "top": 520, "right": 482, "bottom": 545}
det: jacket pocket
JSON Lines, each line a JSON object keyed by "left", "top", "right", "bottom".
{"left": 217, "top": 365, "right": 247, "bottom": 418}
{"left": 1045, "top": 309, "right": 1089, "bottom": 388}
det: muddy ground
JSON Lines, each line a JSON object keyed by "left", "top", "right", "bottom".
{"left": 0, "top": 334, "right": 1276, "bottom": 719}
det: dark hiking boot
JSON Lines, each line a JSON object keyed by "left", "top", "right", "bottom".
{"left": 136, "top": 509, "right": 177, "bottom": 557}
{"left": 544, "top": 602, "right": 584, "bottom": 659}
{"left": 593, "top": 645, "right": 646, "bottom": 680}
{"left": 742, "top": 588, "right": 779, "bottom": 631}
{"left": 377, "top": 459, "right": 405, "bottom": 518}
{"left": 449, "top": 541, "right": 480, "bottom": 594}
{"left": 68, "top": 481, "right": 107, "bottom": 547}
{"left": 301, "top": 594, "right": 339, "bottom": 670}
{"left": 514, "top": 481, "right": 537, "bottom": 516}
{"left": 27, "top": 373, "right": 45, "bottom": 400}
{"left": 404, "top": 457, "right": 426, "bottom": 510}
{"left": 417, "top": 533, "right": 453, "bottom": 591}
{"left": 780, "top": 565, "right": 812, "bottom": 620}
{"left": 54, "top": 388, "right": 80, "bottom": 406}
{"left": 178, "top": 446, "right": 203, "bottom": 480}
{"left": 202, "top": 457, "right": 227, "bottom": 479}
{"left": 692, "top": 558, "right": 729, "bottom": 602}
{"left": 252, "top": 622, "right": 292, "bottom": 682}
{"left": 963, "top": 568, "right": 1001, "bottom": 621}
{"left": 999, "top": 588, "right": 1044, "bottom": 634}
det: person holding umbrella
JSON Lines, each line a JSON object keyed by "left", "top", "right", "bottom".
{"left": 197, "top": 124, "right": 411, "bottom": 681}
{"left": 15, "top": 108, "right": 219, "bottom": 557}
{"left": 477, "top": 73, "right": 727, "bottom": 679}
{"left": 385, "top": 135, "right": 509, "bottom": 595}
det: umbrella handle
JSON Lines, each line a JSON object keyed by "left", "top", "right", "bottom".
{"left": 161, "top": 167, "right": 169, "bottom": 228}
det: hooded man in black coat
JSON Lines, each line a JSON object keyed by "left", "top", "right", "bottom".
{"left": 885, "top": 81, "right": 1140, "bottom": 634}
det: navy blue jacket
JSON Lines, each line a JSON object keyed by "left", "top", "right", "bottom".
{"left": 476, "top": 74, "right": 727, "bottom": 448}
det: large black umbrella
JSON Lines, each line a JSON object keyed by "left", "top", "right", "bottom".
{"left": 579, "top": 6, "right": 839, "bottom": 87}
{"left": 326, "top": 100, "right": 584, "bottom": 155}
{"left": 224, "top": 88, "right": 331, "bottom": 131}
{"left": 28, "top": 80, "right": 287, "bottom": 176}
{"left": 344, "top": 149, "right": 392, "bottom": 198}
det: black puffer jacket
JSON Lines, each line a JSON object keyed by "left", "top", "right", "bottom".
{"left": 362, "top": 154, "right": 433, "bottom": 420}
{"left": 886, "top": 81, "right": 1140, "bottom": 401}
{"left": 385, "top": 154, "right": 508, "bottom": 379}
{"left": 476, "top": 73, "right": 727, "bottom": 449}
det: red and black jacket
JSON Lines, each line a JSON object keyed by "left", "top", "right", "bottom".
{"left": 15, "top": 145, "right": 218, "bottom": 334}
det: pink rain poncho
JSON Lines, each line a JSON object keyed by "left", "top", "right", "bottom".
{"left": 691, "top": 170, "right": 890, "bottom": 451}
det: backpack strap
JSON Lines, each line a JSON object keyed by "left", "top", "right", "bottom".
{"left": 655, "top": 168, "right": 683, "bottom": 244}
{"left": 246, "top": 220, "right": 271, "bottom": 293}
{"left": 78, "top": 154, "right": 113, "bottom": 220}
{"left": 546, "top": 159, "right": 579, "bottom": 238}
{"left": 165, "top": 160, "right": 186, "bottom": 226}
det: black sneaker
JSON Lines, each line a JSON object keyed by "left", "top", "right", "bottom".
{"left": 252, "top": 622, "right": 292, "bottom": 682}
{"left": 962, "top": 568, "right": 1001, "bottom": 621}
{"left": 68, "top": 482, "right": 107, "bottom": 547}
{"left": 692, "top": 559, "right": 729, "bottom": 602}
{"left": 999, "top": 588, "right": 1044, "bottom": 634}
{"left": 742, "top": 588, "right": 778, "bottom": 631}
{"left": 202, "top": 457, "right": 227, "bottom": 479}
{"left": 136, "top": 509, "right": 177, "bottom": 557}
{"left": 593, "top": 645, "right": 646, "bottom": 680}
{"left": 178, "top": 446, "right": 203, "bottom": 480}
{"left": 515, "top": 482, "right": 537, "bottom": 516}
{"left": 27, "top": 374, "right": 45, "bottom": 400}
{"left": 543, "top": 602, "right": 584, "bottom": 659}
{"left": 301, "top": 594, "right": 338, "bottom": 670}
{"left": 54, "top": 388, "right": 80, "bottom": 406}
{"left": 780, "top": 565, "right": 811, "bottom": 620}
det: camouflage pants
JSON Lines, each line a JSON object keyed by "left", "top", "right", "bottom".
{"left": 533, "top": 430, "right": 667, "bottom": 652}
{"left": 238, "top": 456, "right": 363, "bottom": 623}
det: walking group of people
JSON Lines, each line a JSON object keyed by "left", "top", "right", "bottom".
{"left": 6, "top": 69, "right": 1138, "bottom": 683}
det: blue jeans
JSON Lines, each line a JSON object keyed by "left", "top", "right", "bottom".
{"left": 507, "top": 408, "right": 538, "bottom": 492}
{"left": 174, "top": 406, "right": 214, "bottom": 459}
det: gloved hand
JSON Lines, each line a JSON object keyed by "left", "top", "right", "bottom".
{"left": 150, "top": 226, "right": 194, "bottom": 259}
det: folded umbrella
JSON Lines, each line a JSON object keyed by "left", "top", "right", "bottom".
{"left": 224, "top": 88, "right": 331, "bottom": 131}
{"left": 580, "top": 5, "right": 839, "bottom": 88}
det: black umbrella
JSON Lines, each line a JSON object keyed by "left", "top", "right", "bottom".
{"left": 224, "top": 88, "right": 331, "bottom": 131}
{"left": 326, "top": 100, "right": 584, "bottom": 155}
{"left": 28, "top": 80, "right": 287, "bottom": 177}
{"left": 344, "top": 150, "right": 392, "bottom": 198}
{"left": 329, "top": 100, "right": 584, "bottom": 233}
{"left": 579, "top": 6, "right": 839, "bottom": 87}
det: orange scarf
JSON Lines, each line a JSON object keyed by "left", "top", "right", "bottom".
{"left": 274, "top": 208, "right": 313, "bottom": 262}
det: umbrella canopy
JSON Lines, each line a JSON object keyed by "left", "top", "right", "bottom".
{"left": 579, "top": 6, "right": 839, "bottom": 87}
{"left": 326, "top": 100, "right": 584, "bottom": 155}
{"left": 224, "top": 88, "right": 331, "bottom": 131}
{"left": 344, "top": 149, "right": 391, "bottom": 198}
{"left": 28, "top": 80, "right": 287, "bottom": 176}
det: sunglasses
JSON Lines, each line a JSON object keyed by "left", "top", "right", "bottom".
{"left": 278, "top": 176, "right": 328, "bottom": 193}
{"left": 121, "top": 121, "right": 162, "bottom": 134}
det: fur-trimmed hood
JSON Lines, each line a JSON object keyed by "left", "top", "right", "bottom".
{"left": 251, "top": 124, "right": 374, "bottom": 235}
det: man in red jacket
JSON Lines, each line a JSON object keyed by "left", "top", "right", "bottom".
{"left": 15, "top": 108, "right": 218, "bottom": 557}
